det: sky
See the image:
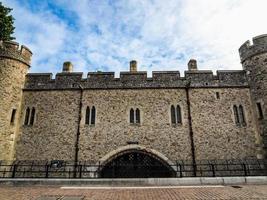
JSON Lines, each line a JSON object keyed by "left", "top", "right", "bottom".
{"left": 2, "top": 0, "right": 267, "bottom": 77}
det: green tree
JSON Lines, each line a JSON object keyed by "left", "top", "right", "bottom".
{"left": 0, "top": 2, "right": 15, "bottom": 41}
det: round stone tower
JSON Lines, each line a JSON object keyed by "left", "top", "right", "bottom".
{"left": 0, "top": 41, "right": 32, "bottom": 160}
{"left": 239, "top": 34, "right": 267, "bottom": 158}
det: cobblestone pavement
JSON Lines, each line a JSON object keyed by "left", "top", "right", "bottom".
{"left": 0, "top": 185, "right": 267, "bottom": 200}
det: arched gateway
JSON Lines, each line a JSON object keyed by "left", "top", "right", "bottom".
{"left": 98, "top": 145, "right": 176, "bottom": 178}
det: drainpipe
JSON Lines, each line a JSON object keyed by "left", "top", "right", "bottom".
{"left": 185, "top": 81, "right": 197, "bottom": 176}
{"left": 73, "top": 83, "right": 83, "bottom": 178}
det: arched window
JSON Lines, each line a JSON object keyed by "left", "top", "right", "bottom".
{"left": 136, "top": 108, "right": 140, "bottom": 124}
{"left": 85, "top": 106, "right": 90, "bottom": 125}
{"left": 29, "top": 107, "right": 35, "bottom": 125}
{"left": 24, "top": 107, "right": 30, "bottom": 125}
{"left": 129, "top": 108, "right": 141, "bottom": 124}
{"left": 171, "top": 105, "right": 182, "bottom": 125}
{"left": 91, "top": 106, "right": 96, "bottom": 125}
{"left": 176, "top": 105, "right": 182, "bottom": 124}
{"left": 171, "top": 105, "right": 176, "bottom": 124}
{"left": 233, "top": 105, "right": 239, "bottom": 125}
{"left": 130, "top": 108, "right": 135, "bottom": 123}
{"left": 239, "top": 105, "right": 246, "bottom": 125}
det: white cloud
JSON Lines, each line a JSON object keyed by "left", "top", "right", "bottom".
{"left": 2, "top": 0, "right": 267, "bottom": 76}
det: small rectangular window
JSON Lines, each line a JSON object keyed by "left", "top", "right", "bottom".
{"left": 257, "top": 102, "right": 264, "bottom": 119}
{"left": 10, "top": 109, "right": 16, "bottom": 124}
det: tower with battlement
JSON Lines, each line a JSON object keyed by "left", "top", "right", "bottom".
{"left": 0, "top": 41, "right": 32, "bottom": 160}
{"left": 239, "top": 34, "right": 267, "bottom": 158}
{"left": 0, "top": 34, "right": 266, "bottom": 178}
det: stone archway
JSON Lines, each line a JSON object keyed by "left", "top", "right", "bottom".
{"left": 98, "top": 145, "right": 176, "bottom": 178}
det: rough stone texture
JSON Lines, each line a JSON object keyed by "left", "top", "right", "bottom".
{"left": 190, "top": 88, "right": 258, "bottom": 160}
{"left": 239, "top": 34, "right": 267, "bottom": 157}
{"left": 23, "top": 70, "right": 248, "bottom": 90}
{"left": 79, "top": 89, "right": 192, "bottom": 162}
{"left": 0, "top": 41, "right": 31, "bottom": 161}
{"left": 0, "top": 34, "right": 267, "bottom": 164}
{"left": 14, "top": 88, "right": 258, "bottom": 163}
{"left": 15, "top": 91, "right": 80, "bottom": 160}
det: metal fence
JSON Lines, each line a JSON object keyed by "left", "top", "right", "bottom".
{"left": 0, "top": 159, "right": 266, "bottom": 179}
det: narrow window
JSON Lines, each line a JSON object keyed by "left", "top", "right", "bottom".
{"left": 91, "top": 106, "right": 96, "bottom": 125}
{"left": 216, "top": 92, "right": 220, "bottom": 99}
{"left": 239, "top": 105, "right": 246, "bottom": 125}
{"left": 24, "top": 107, "right": 30, "bottom": 125}
{"left": 171, "top": 105, "right": 176, "bottom": 124}
{"left": 130, "top": 108, "right": 134, "bottom": 123}
{"left": 29, "top": 107, "right": 35, "bottom": 125}
{"left": 136, "top": 108, "right": 140, "bottom": 124}
{"left": 233, "top": 105, "right": 239, "bottom": 125}
{"left": 176, "top": 105, "right": 182, "bottom": 124}
{"left": 10, "top": 109, "right": 16, "bottom": 124}
{"left": 257, "top": 102, "right": 264, "bottom": 119}
{"left": 85, "top": 106, "right": 90, "bottom": 125}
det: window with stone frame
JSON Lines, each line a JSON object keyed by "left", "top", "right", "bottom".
{"left": 24, "top": 107, "right": 36, "bottom": 126}
{"left": 233, "top": 104, "right": 246, "bottom": 127}
{"left": 130, "top": 108, "right": 141, "bottom": 124}
{"left": 171, "top": 105, "right": 182, "bottom": 125}
{"left": 85, "top": 106, "right": 96, "bottom": 125}
{"left": 24, "top": 107, "right": 30, "bottom": 125}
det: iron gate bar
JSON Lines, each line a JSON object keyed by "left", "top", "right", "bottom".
{"left": 0, "top": 159, "right": 266, "bottom": 179}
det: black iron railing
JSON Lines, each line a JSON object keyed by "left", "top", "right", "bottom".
{"left": 0, "top": 159, "right": 266, "bottom": 178}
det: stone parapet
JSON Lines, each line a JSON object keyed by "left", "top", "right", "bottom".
{"left": 24, "top": 70, "right": 249, "bottom": 90}
{"left": 239, "top": 34, "right": 267, "bottom": 63}
{"left": 0, "top": 41, "right": 32, "bottom": 66}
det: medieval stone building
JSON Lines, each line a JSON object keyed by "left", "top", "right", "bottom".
{"left": 0, "top": 34, "right": 266, "bottom": 177}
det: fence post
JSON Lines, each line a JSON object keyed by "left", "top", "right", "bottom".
{"left": 45, "top": 164, "right": 49, "bottom": 178}
{"left": 12, "top": 164, "right": 17, "bottom": 178}
{"left": 211, "top": 164, "right": 215, "bottom": 177}
{"left": 179, "top": 164, "right": 183, "bottom": 178}
{"left": 243, "top": 163, "right": 247, "bottom": 176}
{"left": 79, "top": 165, "right": 82, "bottom": 178}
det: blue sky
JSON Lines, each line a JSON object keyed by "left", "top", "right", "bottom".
{"left": 2, "top": 0, "right": 267, "bottom": 77}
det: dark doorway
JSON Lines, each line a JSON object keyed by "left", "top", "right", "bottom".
{"left": 99, "top": 151, "right": 175, "bottom": 178}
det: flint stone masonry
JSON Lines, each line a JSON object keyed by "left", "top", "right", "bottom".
{"left": 0, "top": 34, "right": 266, "bottom": 164}
{"left": 24, "top": 70, "right": 248, "bottom": 90}
{"left": 0, "top": 41, "right": 32, "bottom": 161}
{"left": 240, "top": 34, "right": 267, "bottom": 157}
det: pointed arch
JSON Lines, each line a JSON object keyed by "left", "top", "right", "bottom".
{"left": 130, "top": 108, "right": 134, "bottom": 123}
{"left": 91, "top": 106, "right": 96, "bottom": 125}
{"left": 136, "top": 108, "right": 140, "bottom": 123}
{"left": 176, "top": 105, "right": 182, "bottom": 124}
{"left": 85, "top": 106, "right": 90, "bottom": 125}
{"left": 171, "top": 105, "right": 176, "bottom": 124}
{"left": 98, "top": 145, "right": 175, "bottom": 178}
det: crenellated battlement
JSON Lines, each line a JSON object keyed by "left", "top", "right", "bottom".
{"left": 0, "top": 40, "right": 32, "bottom": 66}
{"left": 24, "top": 69, "right": 248, "bottom": 90}
{"left": 239, "top": 34, "right": 267, "bottom": 63}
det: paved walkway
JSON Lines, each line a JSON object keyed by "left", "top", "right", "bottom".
{"left": 0, "top": 185, "right": 267, "bottom": 200}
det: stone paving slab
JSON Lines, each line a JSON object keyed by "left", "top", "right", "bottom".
{"left": 0, "top": 185, "right": 267, "bottom": 200}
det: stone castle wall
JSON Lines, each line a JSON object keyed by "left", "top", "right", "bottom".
{"left": 239, "top": 34, "right": 267, "bottom": 157}
{"left": 0, "top": 41, "right": 31, "bottom": 160}
{"left": 1, "top": 34, "right": 266, "bottom": 162}
{"left": 190, "top": 88, "right": 257, "bottom": 160}
{"left": 15, "top": 87, "right": 257, "bottom": 162}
